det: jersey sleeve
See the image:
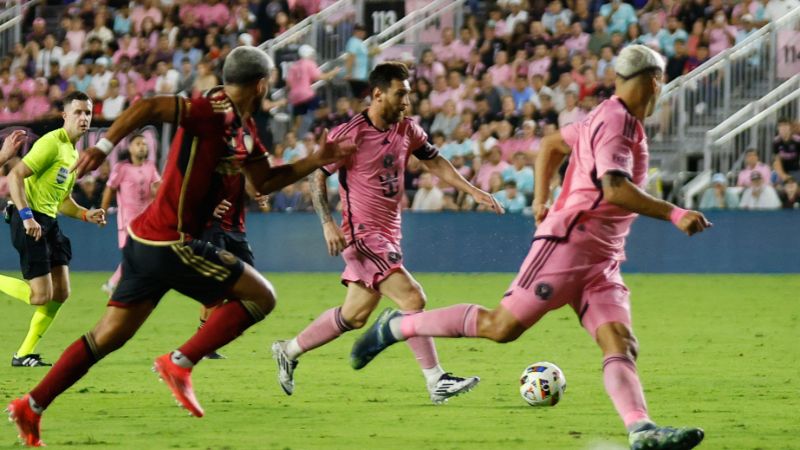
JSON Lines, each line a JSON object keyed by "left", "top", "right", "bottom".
{"left": 178, "top": 96, "right": 218, "bottom": 136}
{"left": 106, "top": 163, "right": 123, "bottom": 189}
{"left": 22, "top": 136, "right": 57, "bottom": 175}
{"left": 149, "top": 163, "right": 162, "bottom": 185}
{"left": 409, "top": 120, "right": 438, "bottom": 160}
{"left": 559, "top": 122, "right": 580, "bottom": 149}
{"left": 593, "top": 118, "right": 636, "bottom": 180}
{"left": 322, "top": 122, "right": 355, "bottom": 175}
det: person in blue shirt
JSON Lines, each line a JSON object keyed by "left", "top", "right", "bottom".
{"left": 345, "top": 24, "right": 371, "bottom": 98}
{"left": 503, "top": 152, "right": 535, "bottom": 199}
{"left": 493, "top": 180, "right": 527, "bottom": 213}
{"left": 600, "top": 0, "right": 638, "bottom": 35}
{"left": 511, "top": 75, "right": 536, "bottom": 112}
{"left": 172, "top": 36, "right": 203, "bottom": 69}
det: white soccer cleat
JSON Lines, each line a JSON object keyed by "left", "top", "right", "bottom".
{"left": 271, "top": 341, "right": 298, "bottom": 396}
{"left": 428, "top": 373, "right": 480, "bottom": 404}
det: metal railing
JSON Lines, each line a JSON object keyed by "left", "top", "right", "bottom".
{"left": 707, "top": 87, "right": 800, "bottom": 180}
{"left": 260, "top": 0, "right": 362, "bottom": 65}
{"left": 645, "top": 6, "right": 800, "bottom": 164}
{"left": 703, "top": 74, "right": 800, "bottom": 174}
{"left": 0, "top": 0, "right": 46, "bottom": 56}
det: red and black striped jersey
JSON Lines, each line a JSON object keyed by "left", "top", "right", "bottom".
{"left": 129, "top": 88, "right": 267, "bottom": 244}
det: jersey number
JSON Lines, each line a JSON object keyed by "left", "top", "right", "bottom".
{"left": 379, "top": 171, "right": 400, "bottom": 197}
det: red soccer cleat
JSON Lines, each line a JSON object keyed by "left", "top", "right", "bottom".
{"left": 152, "top": 354, "right": 204, "bottom": 418}
{"left": 6, "top": 395, "right": 44, "bottom": 447}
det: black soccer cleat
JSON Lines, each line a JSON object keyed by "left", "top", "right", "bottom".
{"left": 11, "top": 354, "right": 52, "bottom": 367}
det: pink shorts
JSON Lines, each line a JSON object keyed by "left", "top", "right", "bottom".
{"left": 118, "top": 229, "right": 129, "bottom": 249}
{"left": 341, "top": 233, "right": 404, "bottom": 290}
{"left": 500, "top": 237, "right": 631, "bottom": 339}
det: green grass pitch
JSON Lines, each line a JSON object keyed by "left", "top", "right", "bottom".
{"left": 0, "top": 273, "right": 797, "bottom": 449}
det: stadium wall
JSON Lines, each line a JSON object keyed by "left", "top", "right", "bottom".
{"left": 0, "top": 212, "right": 797, "bottom": 274}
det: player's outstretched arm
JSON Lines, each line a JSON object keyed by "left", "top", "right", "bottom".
{"left": 533, "top": 132, "right": 571, "bottom": 225}
{"left": 59, "top": 195, "right": 106, "bottom": 226}
{"left": 422, "top": 155, "right": 504, "bottom": 214}
{"left": 0, "top": 130, "right": 26, "bottom": 166}
{"left": 244, "top": 129, "right": 355, "bottom": 196}
{"left": 310, "top": 169, "right": 346, "bottom": 256}
{"left": 601, "top": 173, "right": 712, "bottom": 236}
{"left": 74, "top": 96, "right": 183, "bottom": 177}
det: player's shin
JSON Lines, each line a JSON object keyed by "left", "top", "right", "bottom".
{"left": 177, "top": 299, "right": 265, "bottom": 364}
{"left": 602, "top": 353, "right": 651, "bottom": 431}
{"left": 393, "top": 304, "right": 483, "bottom": 340}
{"left": 29, "top": 334, "right": 102, "bottom": 411}
{"left": 293, "top": 306, "right": 353, "bottom": 359}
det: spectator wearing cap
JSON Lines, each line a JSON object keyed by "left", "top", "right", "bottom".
{"left": 173, "top": 36, "right": 203, "bottom": 69}
{"left": 779, "top": 177, "right": 800, "bottom": 209}
{"left": 600, "top": 0, "right": 638, "bottom": 35}
{"left": 740, "top": 171, "right": 781, "bottom": 209}
{"left": 542, "top": 0, "right": 573, "bottom": 35}
{"left": 26, "top": 17, "right": 48, "bottom": 47}
{"left": 131, "top": 0, "right": 163, "bottom": 33}
{"left": 493, "top": 180, "right": 527, "bottom": 213}
{"left": 287, "top": 45, "right": 340, "bottom": 134}
{"left": 89, "top": 57, "right": 113, "bottom": 100}
{"left": 344, "top": 23, "right": 371, "bottom": 99}
{"left": 699, "top": 173, "right": 740, "bottom": 209}
{"left": 737, "top": 149, "right": 772, "bottom": 188}
{"left": 773, "top": 118, "right": 800, "bottom": 183}
{"left": 102, "top": 79, "right": 127, "bottom": 120}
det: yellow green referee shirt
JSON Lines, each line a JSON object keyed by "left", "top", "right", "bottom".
{"left": 21, "top": 128, "right": 77, "bottom": 218}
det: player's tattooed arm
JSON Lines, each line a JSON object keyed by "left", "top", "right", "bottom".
{"left": 311, "top": 169, "right": 333, "bottom": 225}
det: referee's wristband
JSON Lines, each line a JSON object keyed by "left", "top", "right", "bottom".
{"left": 81, "top": 210, "right": 88, "bottom": 222}
{"left": 18, "top": 207, "right": 34, "bottom": 220}
{"left": 96, "top": 138, "right": 115, "bottom": 155}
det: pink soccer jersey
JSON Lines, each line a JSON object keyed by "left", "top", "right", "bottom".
{"left": 323, "top": 112, "right": 438, "bottom": 243}
{"left": 535, "top": 95, "right": 649, "bottom": 260}
{"left": 107, "top": 160, "right": 161, "bottom": 231}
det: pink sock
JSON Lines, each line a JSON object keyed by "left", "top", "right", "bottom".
{"left": 402, "top": 311, "right": 439, "bottom": 369}
{"left": 296, "top": 307, "right": 352, "bottom": 353}
{"left": 109, "top": 264, "right": 122, "bottom": 287}
{"left": 603, "top": 353, "right": 650, "bottom": 428}
{"left": 399, "top": 304, "right": 481, "bottom": 339}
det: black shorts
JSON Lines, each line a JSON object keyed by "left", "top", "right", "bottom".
{"left": 292, "top": 96, "right": 320, "bottom": 117}
{"left": 8, "top": 206, "right": 72, "bottom": 280}
{"left": 110, "top": 238, "right": 245, "bottom": 308}
{"left": 199, "top": 225, "right": 254, "bottom": 266}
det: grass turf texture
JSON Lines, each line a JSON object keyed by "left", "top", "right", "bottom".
{"left": 0, "top": 273, "right": 797, "bottom": 450}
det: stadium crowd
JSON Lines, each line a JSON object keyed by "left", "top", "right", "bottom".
{"left": 0, "top": 0, "right": 799, "bottom": 213}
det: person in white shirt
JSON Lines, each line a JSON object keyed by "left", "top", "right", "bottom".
{"left": 411, "top": 172, "right": 445, "bottom": 211}
{"left": 102, "top": 80, "right": 127, "bottom": 120}
{"left": 765, "top": 0, "right": 800, "bottom": 21}
{"left": 739, "top": 171, "right": 781, "bottom": 209}
{"left": 558, "top": 91, "right": 587, "bottom": 127}
{"left": 154, "top": 61, "right": 180, "bottom": 94}
{"left": 89, "top": 57, "right": 113, "bottom": 100}
{"left": 36, "top": 34, "right": 63, "bottom": 77}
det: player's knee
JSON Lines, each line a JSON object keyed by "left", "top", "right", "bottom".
{"left": 401, "top": 291, "right": 426, "bottom": 311}
{"left": 29, "top": 288, "right": 52, "bottom": 306}
{"left": 479, "top": 310, "right": 522, "bottom": 343}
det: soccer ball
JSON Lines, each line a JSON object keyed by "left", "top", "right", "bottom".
{"left": 519, "top": 362, "right": 567, "bottom": 407}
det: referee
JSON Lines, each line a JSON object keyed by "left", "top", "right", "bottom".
{"left": 0, "top": 91, "right": 106, "bottom": 367}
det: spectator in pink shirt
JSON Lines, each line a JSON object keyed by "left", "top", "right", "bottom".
{"left": 416, "top": 49, "right": 446, "bottom": 85}
{"left": 0, "top": 69, "right": 13, "bottom": 99}
{"left": 565, "top": 22, "right": 590, "bottom": 55}
{"left": 429, "top": 75, "right": 452, "bottom": 112}
{"left": 465, "top": 49, "right": 486, "bottom": 79}
{"left": 22, "top": 79, "right": 51, "bottom": 120}
{"left": 197, "top": 0, "right": 231, "bottom": 28}
{"left": 737, "top": 149, "right": 773, "bottom": 187}
{"left": 0, "top": 93, "right": 26, "bottom": 123}
{"left": 450, "top": 26, "right": 476, "bottom": 69}
{"left": 287, "top": 45, "right": 340, "bottom": 133}
{"left": 558, "top": 91, "right": 587, "bottom": 127}
{"left": 65, "top": 17, "right": 86, "bottom": 57}
{"left": 113, "top": 34, "right": 140, "bottom": 64}
{"left": 432, "top": 27, "right": 457, "bottom": 67}
{"left": 704, "top": 11, "right": 736, "bottom": 57}
{"left": 12, "top": 68, "right": 35, "bottom": 97}
{"left": 495, "top": 120, "right": 518, "bottom": 162}
{"left": 488, "top": 50, "right": 514, "bottom": 90}
{"left": 131, "top": 0, "right": 163, "bottom": 33}
{"left": 527, "top": 44, "right": 552, "bottom": 81}
{"left": 474, "top": 146, "right": 510, "bottom": 191}
{"left": 515, "top": 119, "right": 541, "bottom": 155}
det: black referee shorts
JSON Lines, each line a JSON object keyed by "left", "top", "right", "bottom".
{"left": 110, "top": 238, "right": 245, "bottom": 308}
{"left": 8, "top": 206, "right": 72, "bottom": 280}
